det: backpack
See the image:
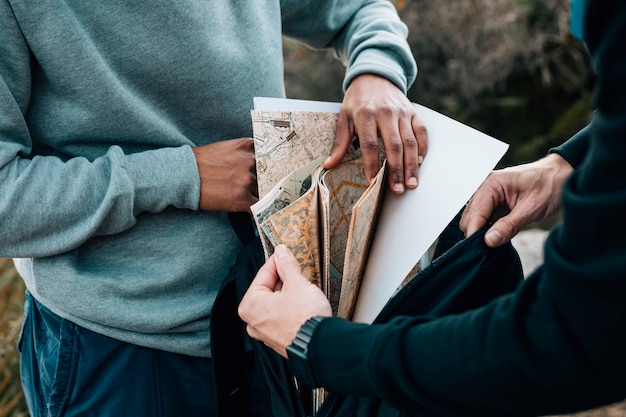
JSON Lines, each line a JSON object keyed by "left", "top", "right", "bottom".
{"left": 211, "top": 212, "right": 524, "bottom": 417}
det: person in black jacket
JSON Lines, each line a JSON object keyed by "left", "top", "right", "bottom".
{"left": 238, "top": 1, "right": 626, "bottom": 415}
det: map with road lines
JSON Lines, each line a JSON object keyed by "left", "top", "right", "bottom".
{"left": 250, "top": 110, "right": 385, "bottom": 318}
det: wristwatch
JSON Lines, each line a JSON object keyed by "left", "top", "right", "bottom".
{"left": 286, "top": 316, "right": 325, "bottom": 388}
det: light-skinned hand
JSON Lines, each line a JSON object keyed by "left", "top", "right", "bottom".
{"left": 459, "top": 153, "right": 574, "bottom": 247}
{"left": 238, "top": 244, "right": 332, "bottom": 358}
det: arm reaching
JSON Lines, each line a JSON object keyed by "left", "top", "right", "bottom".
{"left": 459, "top": 153, "right": 574, "bottom": 247}
{"left": 282, "top": 0, "right": 424, "bottom": 194}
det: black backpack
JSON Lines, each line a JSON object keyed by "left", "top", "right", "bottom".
{"left": 211, "top": 212, "right": 524, "bottom": 417}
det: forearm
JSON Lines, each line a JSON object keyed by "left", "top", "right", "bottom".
{"left": 335, "top": 0, "right": 417, "bottom": 93}
{"left": 280, "top": 0, "right": 416, "bottom": 93}
{"left": 310, "top": 281, "right": 626, "bottom": 416}
{"left": 0, "top": 144, "right": 199, "bottom": 257}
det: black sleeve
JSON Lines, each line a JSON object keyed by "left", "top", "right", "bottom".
{"left": 548, "top": 122, "right": 591, "bottom": 168}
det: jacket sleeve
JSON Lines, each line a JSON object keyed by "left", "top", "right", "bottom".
{"left": 548, "top": 122, "right": 591, "bottom": 168}
{"left": 0, "top": 2, "right": 199, "bottom": 258}
{"left": 280, "top": 0, "right": 417, "bottom": 94}
{"left": 307, "top": 2, "right": 626, "bottom": 416}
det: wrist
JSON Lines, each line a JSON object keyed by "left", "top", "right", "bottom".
{"left": 542, "top": 152, "right": 575, "bottom": 185}
{"left": 545, "top": 152, "right": 574, "bottom": 173}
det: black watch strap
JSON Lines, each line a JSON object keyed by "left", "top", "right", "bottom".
{"left": 286, "top": 316, "right": 325, "bottom": 387}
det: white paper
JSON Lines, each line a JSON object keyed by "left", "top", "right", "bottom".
{"left": 353, "top": 104, "right": 508, "bottom": 323}
{"left": 254, "top": 97, "right": 342, "bottom": 113}
{"left": 253, "top": 97, "right": 509, "bottom": 324}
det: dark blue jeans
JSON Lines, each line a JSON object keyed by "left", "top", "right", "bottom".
{"left": 18, "top": 292, "right": 218, "bottom": 417}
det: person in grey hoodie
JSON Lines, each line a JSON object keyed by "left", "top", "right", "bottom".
{"left": 0, "top": 1, "right": 425, "bottom": 416}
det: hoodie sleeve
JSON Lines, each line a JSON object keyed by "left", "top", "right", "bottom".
{"left": 280, "top": 0, "right": 417, "bottom": 94}
{"left": 549, "top": 122, "right": 591, "bottom": 168}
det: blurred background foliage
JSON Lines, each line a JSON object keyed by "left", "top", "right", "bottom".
{"left": 0, "top": 259, "right": 27, "bottom": 417}
{"left": 1, "top": 1, "right": 620, "bottom": 416}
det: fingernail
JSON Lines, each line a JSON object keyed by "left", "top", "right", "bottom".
{"left": 275, "top": 245, "right": 290, "bottom": 259}
{"left": 485, "top": 230, "right": 503, "bottom": 246}
{"left": 407, "top": 177, "right": 418, "bottom": 187}
{"left": 393, "top": 183, "right": 405, "bottom": 193}
{"left": 418, "top": 155, "right": 424, "bottom": 164}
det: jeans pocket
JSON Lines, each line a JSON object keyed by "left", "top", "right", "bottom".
{"left": 16, "top": 291, "right": 32, "bottom": 353}
{"left": 21, "top": 294, "right": 80, "bottom": 417}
